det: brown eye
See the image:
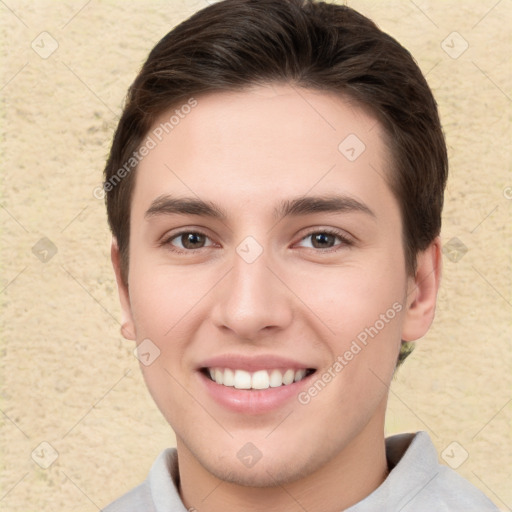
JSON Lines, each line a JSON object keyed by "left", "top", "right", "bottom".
{"left": 297, "top": 229, "right": 352, "bottom": 251}
{"left": 180, "top": 232, "right": 207, "bottom": 249}
{"left": 164, "top": 231, "right": 214, "bottom": 252}
{"left": 310, "top": 232, "right": 337, "bottom": 249}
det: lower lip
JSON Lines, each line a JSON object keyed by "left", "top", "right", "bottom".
{"left": 198, "top": 371, "right": 315, "bottom": 414}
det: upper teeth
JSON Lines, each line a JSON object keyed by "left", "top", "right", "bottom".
{"left": 207, "top": 368, "right": 308, "bottom": 390}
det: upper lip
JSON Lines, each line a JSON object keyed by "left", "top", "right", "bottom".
{"left": 198, "top": 354, "right": 316, "bottom": 372}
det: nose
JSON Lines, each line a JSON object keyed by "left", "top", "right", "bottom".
{"left": 210, "top": 245, "right": 294, "bottom": 341}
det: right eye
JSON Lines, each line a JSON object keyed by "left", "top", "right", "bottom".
{"left": 162, "top": 231, "right": 215, "bottom": 253}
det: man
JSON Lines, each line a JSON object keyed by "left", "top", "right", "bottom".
{"left": 102, "top": 1, "right": 499, "bottom": 510}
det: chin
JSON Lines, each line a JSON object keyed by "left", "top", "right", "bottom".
{"left": 208, "top": 464, "right": 303, "bottom": 488}
{"left": 198, "top": 446, "right": 323, "bottom": 488}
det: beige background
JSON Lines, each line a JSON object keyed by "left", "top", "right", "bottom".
{"left": 1, "top": 1, "right": 510, "bottom": 510}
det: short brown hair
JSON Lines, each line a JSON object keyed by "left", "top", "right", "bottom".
{"left": 103, "top": 0, "right": 448, "bottom": 362}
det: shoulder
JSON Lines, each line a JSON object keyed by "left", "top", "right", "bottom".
{"left": 419, "top": 464, "right": 499, "bottom": 512}
{"left": 101, "top": 448, "right": 181, "bottom": 512}
{"left": 390, "top": 432, "right": 500, "bottom": 512}
{"left": 101, "top": 481, "right": 154, "bottom": 512}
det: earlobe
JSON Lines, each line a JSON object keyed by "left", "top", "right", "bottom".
{"left": 111, "top": 238, "right": 136, "bottom": 341}
{"left": 401, "top": 237, "right": 442, "bottom": 342}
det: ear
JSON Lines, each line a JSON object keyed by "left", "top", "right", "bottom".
{"left": 111, "top": 238, "right": 136, "bottom": 340}
{"left": 401, "top": 236, "right": 442, "bottom": 342}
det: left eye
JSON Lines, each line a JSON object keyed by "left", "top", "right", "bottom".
{"left": 297, "top": 230, "right": 349, "bottom": 250}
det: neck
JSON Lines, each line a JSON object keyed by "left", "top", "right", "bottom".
{"left": 176, "top": 411, "right": 389, "bottom": 512}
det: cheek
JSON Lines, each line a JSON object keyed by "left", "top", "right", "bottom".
{"left": 291, "top": 259, "right": 406, "bottom": 340}
{"left": 290, "top": 259, "right": 406, "bottom": 407}
{"left": 128, "top": 263, "right": 212, "bottom": 340}
{"left": 127, "top": 267, "right": 208, "bottom": 426}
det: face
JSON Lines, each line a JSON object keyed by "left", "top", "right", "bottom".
{"left": 113, "top": 84, "right": 438, "bottom": 487}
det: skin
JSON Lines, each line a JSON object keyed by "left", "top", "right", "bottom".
{"left": 111, "top": 83, "right": 442, "bottom": 512}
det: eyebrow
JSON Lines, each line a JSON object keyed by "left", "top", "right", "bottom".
{"left": 144, "top": 194, "right": 375, "bottom": 221}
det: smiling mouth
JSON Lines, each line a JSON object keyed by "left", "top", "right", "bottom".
{"left": 201, "top": 367, "right": 316, "bottom": 390}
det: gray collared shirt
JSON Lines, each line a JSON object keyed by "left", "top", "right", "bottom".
{"left": 103, "top": 431, "right": 499, "bottom": 511}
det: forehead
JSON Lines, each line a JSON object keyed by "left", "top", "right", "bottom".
{"left": 132, "top": 84, "right": 395, "bottom": 221}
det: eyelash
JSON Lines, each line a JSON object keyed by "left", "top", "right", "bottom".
{"left": 160, "top": 228, "right": 353, "bottom": 254}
